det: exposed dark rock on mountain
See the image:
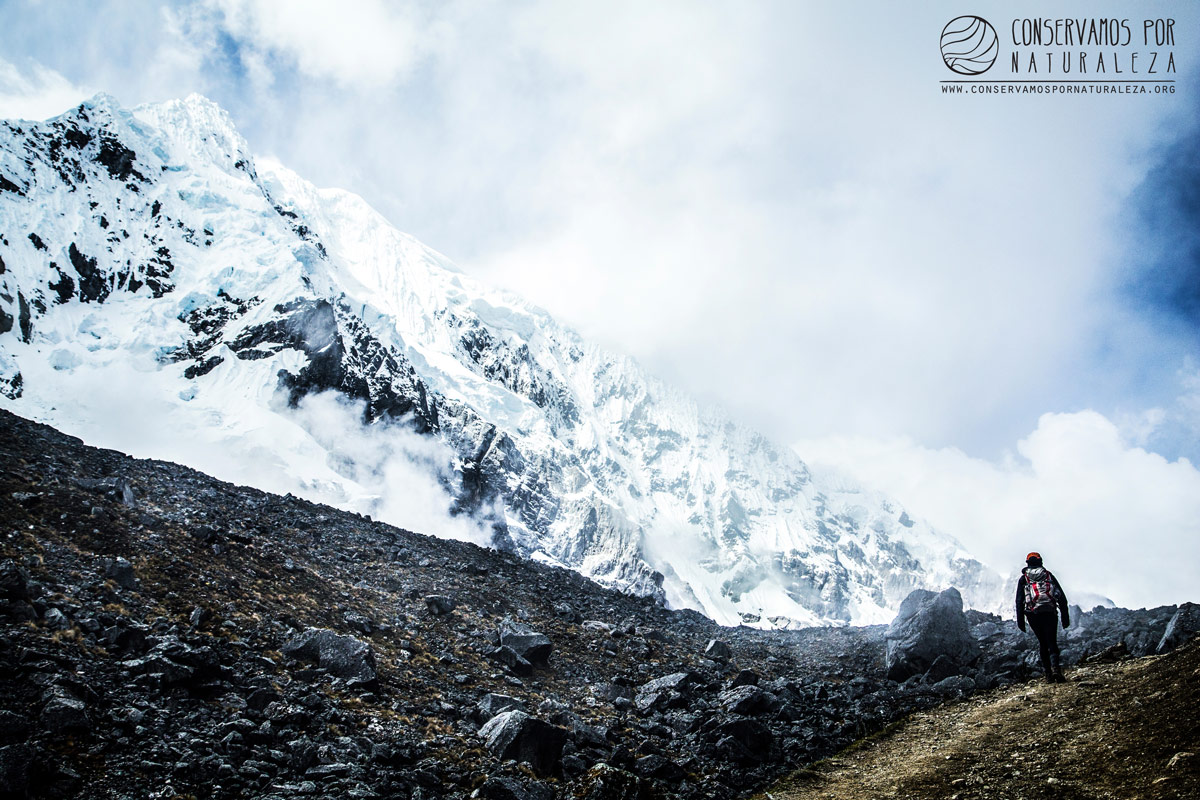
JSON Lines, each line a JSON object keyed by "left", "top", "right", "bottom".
{"left": 0, "top": 409, "right": 1192, "bottom": 799}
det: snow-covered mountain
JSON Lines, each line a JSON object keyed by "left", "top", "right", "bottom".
{"left": 0, "top": 94, "right": 1003, "bottom": 626}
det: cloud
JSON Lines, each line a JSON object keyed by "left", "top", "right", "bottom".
{"left": 7, "top": 2, "right": 1189, "bottom": 461}
{"left": 0, "top": 58, "right": 91, "bottom": 121}
{"left": 207, "top": 0, "right": 435, "bottom": 88}
{"left": 282, "top": 391, "right": 493, "bottom": 547}
{"left": 5, "top": 346, "right": 494, "bottom": 549}
{"left": 4, "top": 6, "right": 1199, "bottom": 462}
{"left": 795, "top": 409, "right": 1200, "bottom": 610}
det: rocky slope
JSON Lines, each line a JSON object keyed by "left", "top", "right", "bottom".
{"left": 0, "top": 409, "right": 1191, "bottom": 799}
{"left": 0, "top": 93, "right": 1003, "bottom": 627}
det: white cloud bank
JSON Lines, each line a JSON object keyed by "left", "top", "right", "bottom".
{"left": 0, "top": 58, "right": 90, "bottom": 121}
{"left": 208, "top": 0, "right": 434, "bottom": 88}
{"left": 284, "top": 391, "right": 494, "bottom": 547}
{"left": 796, "top": 409, "right": 1200, "bottom": 611}
{"left": 6, "top": 4, "right": 1198, "bottom": 461}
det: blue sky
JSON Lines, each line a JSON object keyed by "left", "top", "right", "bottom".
{"left": 1, "top": 0, "right": 1198, "bottom": 604}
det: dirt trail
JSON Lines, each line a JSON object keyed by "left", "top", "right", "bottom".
{"left": 760, "top": 639, "right": 1200, "bottom": 800}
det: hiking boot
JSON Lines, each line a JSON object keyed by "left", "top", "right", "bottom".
{"left": 1053, "top": 669, "right": 1066, "bottom": 683}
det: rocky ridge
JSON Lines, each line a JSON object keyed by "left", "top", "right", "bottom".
{"left": 1, "top": 408, "right": 1194, "bottom": 799}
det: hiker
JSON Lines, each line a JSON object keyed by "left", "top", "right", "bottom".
{"left": 1015, "top": 552, "right": 1070, "bottom": 683}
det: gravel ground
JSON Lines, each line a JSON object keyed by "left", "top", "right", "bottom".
{"left": 762, "top": 638, "right": 1200, "bottom": 800}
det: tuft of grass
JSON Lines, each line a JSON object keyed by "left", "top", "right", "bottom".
{"left": 49, "top": 627, "right": 82, "bottom": 644}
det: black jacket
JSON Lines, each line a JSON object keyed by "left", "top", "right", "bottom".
{"left": 1015, "top": 567, "right": 1069, "bottom": 629}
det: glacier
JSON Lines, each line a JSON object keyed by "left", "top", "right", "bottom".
{"left": 0, "top": 94, "right": 1004, "bottom": 627}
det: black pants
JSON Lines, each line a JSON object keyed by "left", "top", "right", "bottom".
{"left": 1028, "top": 610, "right": 1060, "bottom": 676}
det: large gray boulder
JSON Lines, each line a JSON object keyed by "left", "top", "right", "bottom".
{"left": 885, "top": 587, "right": 980, "bottom": 681}
{"left": 478, "top": 710, "right": 567, "bottom": 777}
{"left": 1156, "top": 602, "right": 1200, "bottom": 654}
{"left": 282, "top": 628, "right": 377, "bottom": 683}
{"left": 498, "top": 620, "right": 553, "bottom": 667}
{"left": 40, "top": 689, "right": 89, "bottom": 733}
{"left": 476, "top": 693, "right": 525, "bottom": 722}
{"left": 718, "top": 685, "right": 774, "bottom": 716}
{"left": 103, "top": 557, "right": 138, "bottom": 590}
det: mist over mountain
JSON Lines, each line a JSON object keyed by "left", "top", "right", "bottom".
{"left": 0, "top": 94, "right": 1004, "bottom": 626}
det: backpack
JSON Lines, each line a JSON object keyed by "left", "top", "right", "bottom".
{"left": 1023, "top": 567, "right": 1057, "bottom": 613}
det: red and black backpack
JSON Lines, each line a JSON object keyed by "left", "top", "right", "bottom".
{"left": 1023, "top": 567, "right": 1058, "bottom": 613}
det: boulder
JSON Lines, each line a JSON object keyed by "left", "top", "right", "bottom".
{"left": 971, "top": 620, "right": 1001, "bottom": 640}
{"left": 101, "top": 622, "right": 148, "bottom": 654}
{"left": 931, "top": 675, "right": 976, "bottom": 695}
{"left": 1156, "top": 603, "right": 1200, "bottom": 654}
{"left": 1124, "top": 629, "right": 1160, "bottom": 657}
{"left": 477, "top": 693, "right": 525, "bottom": 721}
{"left": 424, "top": 595, "right": 456, "bottom": 616}
{"left": 885, "top": 588, "right": 980, "bottom": 681}
{"left": 634, "top": 689, "right": 678, "bottom": 715}
{"left": 1086, "top": 641, "right": 1130, "bottom": 664}
{"left": 282, "top": 628, "right": 377, "bottom": 683}
{"left": 123, "top": 653, "right": 195, "bottom": 686}
{"left": 478, "top": 710, "right": 567, "bottom": 778}
{"left": 0, "top": 711, "right": 28, "bottom": 741}
{"left": 730, "top": 669, "right": 759, "bottom": 688}
{"left": 595, "top": 682, "right": 633, "bottom": 703}
{"left": 103, "top": 557, "right": 138, "bottom": 590}
{"left": 718, "top": 685, "right": 774, "bottom": 715}
{"left": 41, "top": 690, "right": 89, "bottom": 733}
{"left": 489, "top": 645, "right": 534, "bottom": 676}
{"left": 498, "top": 621, "right": 553, "bottom": 666}
{"left": 42, "top": 608, "right": 70, "bottom": 630}
{"left": 553, "top": 602, "right": 582, "bottom": 623}
{"left": 343, "top": 610, "right": 373, "bottom": 633}
{"left": 704, "top": 639, "right": 733, "bottom": 662}
{"left": 189, "top": 606, "right": 211, "bottom": 628}
{"left": 634, "top": 671, "right": 700, "bottom": 714}
{"left": 923, "top": 654, "right": 961, "bottom": 683}
{"left": 548, "top": 711, "right": 608, "bottom": 747}
{"left": 639, "top": 671, "right": 699, "bottom": 695}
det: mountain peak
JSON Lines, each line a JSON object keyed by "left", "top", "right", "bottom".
{"left": 130, "top": 93, "right": 254, "bottom": 178}
{"left": 0, "top": 94, "right": 1004, "bottom": 626}
{"left": 77, "top": 91, "right": 124, "bottom": 116}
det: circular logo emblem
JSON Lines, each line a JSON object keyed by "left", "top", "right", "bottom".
{"left": 940, "top": 16, "right": 998, "bottom": 75}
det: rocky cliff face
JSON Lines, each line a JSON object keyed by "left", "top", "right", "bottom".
{"left": 0, "top": 94, "right": 1004, "bottom": 626}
